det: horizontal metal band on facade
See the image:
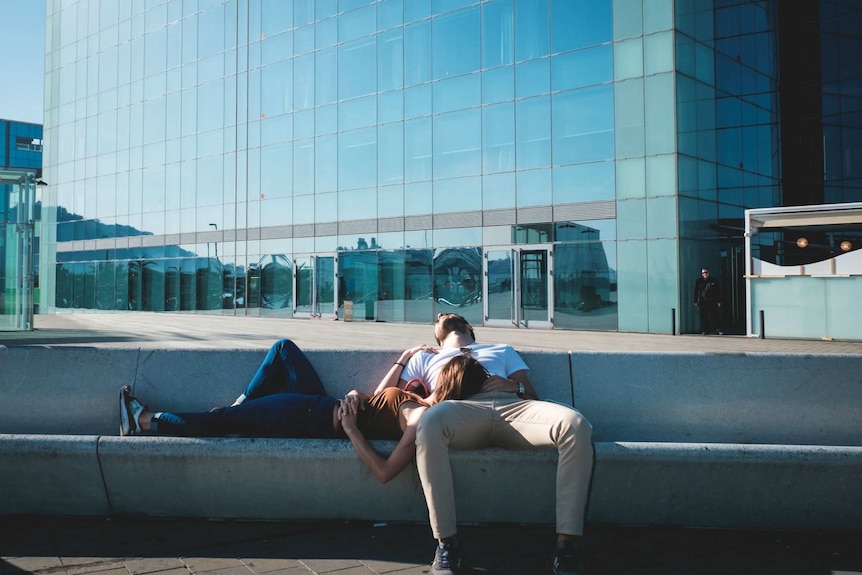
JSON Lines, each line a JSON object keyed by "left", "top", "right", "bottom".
{"left": 433, "top": 211, "right": 482, "bottom": 229}
{"left": 517, "top": 206, "right": 553, "bottom": 224}
{"left": 554, "top": 200, "right": 616, "bottom": 221}
{"left": 314, "top": 222, "right": 339, "bottom": 237}
{"left": 338, "top": 218, "right": 378, "bottom": 235}
{"left": 54, "top": 201, "right": 618, "bottom": 253}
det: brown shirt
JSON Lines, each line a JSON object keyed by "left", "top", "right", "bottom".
{"left": 357, "top": 387, "right": 428, "bottom": 439}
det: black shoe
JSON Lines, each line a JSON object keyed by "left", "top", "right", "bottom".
{"left": 430, "top": 539, "right": 462, "bottom": 575}
{"left": 552, "top": 540, "right": 584, "bottom": 575}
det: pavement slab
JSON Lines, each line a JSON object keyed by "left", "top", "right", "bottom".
{"left": 2, "top": 517, "right": 861, "bottom": 575}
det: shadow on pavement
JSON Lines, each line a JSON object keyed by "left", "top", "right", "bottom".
{"left": 1, "top": 517, "right": 860, "bottom": 575}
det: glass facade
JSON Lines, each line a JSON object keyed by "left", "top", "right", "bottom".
{"left": 40, "top": 0, "right": 861, "bottom": 335}
{"left": 1, "top": 120, "right": 43, "bottom": 330}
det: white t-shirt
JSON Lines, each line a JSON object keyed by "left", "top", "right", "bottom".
{"left": 402, "top": 342, "right": 529, "bottom": 391}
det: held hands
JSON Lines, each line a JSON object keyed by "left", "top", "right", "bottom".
{"left": 340, "top": 390, "right": 365, "bottom": 416}
{"left": 339, "top": 390, "right": 369, "bottom": 432}
{"left": 339, "top": 406, "right": 358, "bottom": 432}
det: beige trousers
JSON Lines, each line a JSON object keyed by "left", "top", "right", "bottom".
{"left": 415, "top": 391, "right": 594, "bottom": 539}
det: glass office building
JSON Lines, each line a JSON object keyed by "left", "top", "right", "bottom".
{"left": 40, "top": 0, "right": 861, "bottom": 335}
{"left": 1, "top": 119, "right": 43, "bottom": 330}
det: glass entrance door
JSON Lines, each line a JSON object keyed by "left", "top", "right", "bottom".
{"left": 483, "top": 245, "right": 553, "bottom": 328}
{"left": 294, "top": 254, "right": 337, "bottom": 318}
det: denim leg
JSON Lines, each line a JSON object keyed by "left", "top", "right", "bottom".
{"left": 152, "top": 393, "right": 338, "bottom": 437}
{"left": 241, "top": 339, "right": 326, "bottom": 401}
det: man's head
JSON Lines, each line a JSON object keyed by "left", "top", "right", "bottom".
{"left": 701, "top": 268, "right": 709, "bottom": 278}
{"left": 434, "top": 313, "right": 476, "bottom": 346}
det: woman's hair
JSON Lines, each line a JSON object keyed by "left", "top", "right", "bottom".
{"left": 433, "top": 354, "right": 489, "bottom": 402}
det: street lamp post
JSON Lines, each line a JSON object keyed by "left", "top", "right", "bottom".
{"left": 209, "top": 223, "right": 218, "bottom": 259}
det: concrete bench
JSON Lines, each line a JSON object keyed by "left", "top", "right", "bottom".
{"left": 1, "top": 346, "right": 860, "bottom": 530}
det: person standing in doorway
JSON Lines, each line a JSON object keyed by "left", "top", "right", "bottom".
{"left": 694, "top": 267, "right": 722, "bottom": 335}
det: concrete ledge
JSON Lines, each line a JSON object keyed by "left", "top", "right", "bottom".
{"left": 98, "top": 436, "right": 558, "bottom": 524}
{"left": 589, "top": 442, "right": 862, "bottom": 529}
{"left": 2, "top": 433, "right": 860, "bottom": 529}
{"left": 0, "top": 434, "right": 110, "bottom": 516}
{"left": 574, "top": 352, "right": 862, "bottom": 445}
{"left": 3, "top": 347, "right": 862, "bottom": 530}
{"left": 0, "top": 347, "right": 139, "bottom": 435}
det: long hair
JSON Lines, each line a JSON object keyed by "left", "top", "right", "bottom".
{"left": 433, "top": 354, "right": 489, "bottom": 403}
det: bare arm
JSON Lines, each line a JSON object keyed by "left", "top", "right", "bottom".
{"left": 340, "top": 406, "right": 424, "bottom": 484}
{"left": 374, "top": 345, "right": 434, "bottom": 395}
{"left": 339, "top": 345, "right": 436, "bottom": 415}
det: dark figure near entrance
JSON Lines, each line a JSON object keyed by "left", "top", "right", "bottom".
{"left": 694, "top": 267, "right": 722, "bottom": 335}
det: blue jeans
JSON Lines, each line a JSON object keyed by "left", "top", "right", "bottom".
{"left": 152, "top": 394, "right": 338, "bottom": 438}
{"left": 152, "top": 338, "right": 336, "bottom": 437}
{"left": 241, "top": 338, "right": 326, "bottom": 400}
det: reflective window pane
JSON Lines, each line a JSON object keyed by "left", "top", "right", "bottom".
{"left": 433, "top": 74, "right": 481, "bottom": 114}
{"left": 339, "top": 38, "right": 377, "bottom": 100}
{"left": 554, "top": 241, "right": 617, "bottom": 330}
{"left": 515, "top": 58, "right": 549, "bottom": 99}
{"left": 481, "top": 0, "right": 514, "bottom": 69}
{"left": 339, "top": 127, "right": 378, "bottom": 190}
{"left": 433, "top": 109, "right": 481, "bottom": 179}
{"left": 433, "top": 176, "right": 481, "bottom": 213}
{"left": 551, "top": 45, "right": 612, "bottom": 92}
{"left": 551, "top": 0, "right": 612, "bottom": 53}
{"left": 482, "top": 65, "right": 514, "bottom": 104}
{"left": 514, "top": 0, "right": 549, "bottom": 61}
{"left": 378, "top": 123, "right": 404, "bottom": 186}
{"left": 432, "top": 7, "right": 480, "bottom": 80}
{"left": 378, "top": 29, "right": 404, "bottom": 92}
{"left": 553, "top": 162, "right": 615, "bottom": 204}
{"left": 552, "top": 85, "right": 614, "bottom": 165}
{"left": 405, "top": 21, "right": 431, "bottom": 86}
{"left": 482, "top": 103, "right": 515, "bottom": 174}
{"left": 516, "top": 96, "right": 550, "bottom": 169}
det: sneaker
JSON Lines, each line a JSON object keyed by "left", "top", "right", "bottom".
{"left": 430, "top": 539, "right": 462, "bottom": 575}
{"left": 119, "top": 385, "right": 146, "bottom": 436}
{"left": 552, "top": 540, "right": 584, "bottom": 575}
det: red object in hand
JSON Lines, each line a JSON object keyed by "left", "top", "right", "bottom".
{"left": 404, "top": 378, "right": 430, "bottom": 398}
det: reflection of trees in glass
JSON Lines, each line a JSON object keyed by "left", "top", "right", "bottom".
{"left": 554, "top": 242, "right": 612, "bottom": 312}
{"left": 340, "top": 251, "right": 378, "bottom": 304}
{"left": 95, "top": 261, "right": 117, "bottom": 310}
{"left": 296, "top": 260, "right": 311, "bottom": 309}
{"left": 195, "top": 258, "right": 222, "bottom": 310}
{"left": 259, "top": 254, "right": 292, "bottom": 309}
{"left": 128, "top": 259, "right": 164, "bottom": 311}
{"left": 433, "top": 247, "right": 482, "bottom": 307}
{"left": 164, "top": 262, "right": 180, "bottom": 311}
{"left": 180, "top": 259, "right": 197, "bottom": 310}
{"left": 405, "top": 249, "right": 433, "bottom": 301}
{"left": 55, "top": 263, "right": 72, "bottom": 308}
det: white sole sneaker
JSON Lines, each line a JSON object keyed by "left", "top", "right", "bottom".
{"left": 119, "top": 385, "right": 146, "bottom": 436}
{"left": 119, "top": 386, "right": 133, "bottom": 436}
